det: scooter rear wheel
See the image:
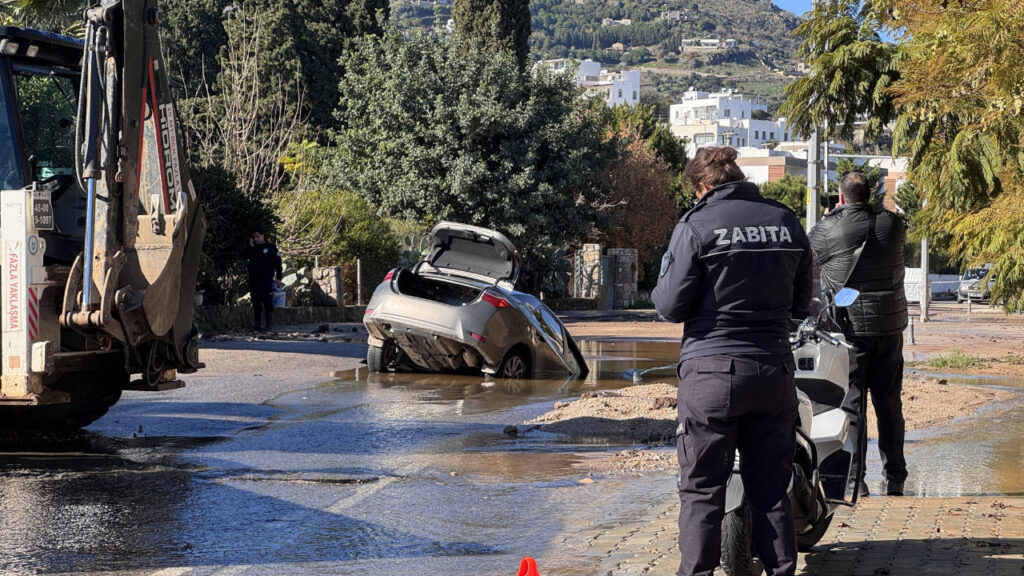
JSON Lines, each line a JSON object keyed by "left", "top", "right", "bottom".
{"left": 721, "top": 500, "right": 764, "bottom": 576}
{"left": 797, "top": 511, "right": 835, "bottom": 551}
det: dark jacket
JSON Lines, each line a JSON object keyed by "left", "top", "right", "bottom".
{"left": 245, "top": 241, "right": 283, "bottom": 294}
{"left": 808, "top": 203, "right": 908, "bottom": 337}
{"left": 652, "top": 181, "right": 813, "bottom": 362}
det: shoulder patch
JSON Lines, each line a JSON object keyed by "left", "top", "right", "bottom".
{"left": 660, "top": 251, "right": 674, "bottom": 277}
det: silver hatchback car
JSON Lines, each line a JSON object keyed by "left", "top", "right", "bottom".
{"left": 363, "top": 222, "right": 588, "bottom": 379}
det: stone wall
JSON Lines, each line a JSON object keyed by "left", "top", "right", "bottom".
{"left": 572, "top": 244, "right": 639, "bottom": 309}
{"left": 311, "top": 266, "right": 345, "bottom": 307}
{"left": 606, "top": 247, "right": 638, "bottom": 309}
{"left": 575, "top": 243, "right": 603, "bottom": 299}
{"left": 195, "top": 305, "right": 357, "bottom": 331}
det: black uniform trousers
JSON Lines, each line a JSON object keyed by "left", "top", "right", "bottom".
{"left": 844, "top": 333, "right": 907, "bottom": 484}
{"left": 250, "top": 287, "right": 274, "bottom": 331}
{"left": 676, "top": 354, "right": 798, "bottom": 576}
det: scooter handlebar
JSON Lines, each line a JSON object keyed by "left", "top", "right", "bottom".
{"left": 813, "top": 328, "right": 854, "bottom": 350}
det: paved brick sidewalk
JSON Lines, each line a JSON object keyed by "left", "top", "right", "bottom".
{"left": 584, "top": 496, "right": 1024, "bottom": 575}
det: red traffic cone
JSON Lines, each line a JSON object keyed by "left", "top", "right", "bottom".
{"left": 516, "top": 557, "right": 540, "bottom": 576}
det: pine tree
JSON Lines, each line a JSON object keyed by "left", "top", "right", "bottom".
{"left": 451, "top": 0, "right": 532, "bottom": 67}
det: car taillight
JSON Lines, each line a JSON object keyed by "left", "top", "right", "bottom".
{"left": 481, "top": 291, "right": 511, "bottom": 308}
{"left": 383, "top": 269, "right": 395, "bottom": 282}
{"left": 471, "top": 332, "right": 486, "bottom": 343}
{"left": 364, "top": 308, "right": 372, "bottom": 315}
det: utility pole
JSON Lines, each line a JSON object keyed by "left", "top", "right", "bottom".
{"left": 920, "top": 236, "right": 930, "bottom": 321}
{"left": 806, "top": 127, "right": 821, "bottom": 232}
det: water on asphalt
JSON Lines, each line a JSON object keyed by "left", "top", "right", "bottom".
{"left": 0, "top": 340, "right": 1021, "bottom": 575}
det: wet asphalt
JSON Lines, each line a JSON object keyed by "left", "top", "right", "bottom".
{"left": 0, "top": 338, "right": 1021, "bottom": 575}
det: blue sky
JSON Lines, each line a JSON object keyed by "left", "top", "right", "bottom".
{"left": 772, "top": 0, "right": 812, "bottom": 16}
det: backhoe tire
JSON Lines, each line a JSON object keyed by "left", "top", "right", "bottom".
{"left": 367, "top": 339, "right": 399, "bottom": 373}
{"left": 721, "top": 500, "right": 764, "bottom": 576}
{"left": 60, "top": 370, "right": 126, "bottom": 429}
{"left": 0, "top": 370, "right": 126, "bottom": 431}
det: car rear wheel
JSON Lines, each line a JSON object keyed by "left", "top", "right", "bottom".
{"left": 498, "top": 348, "right": 530, "bottom": 379}
{"left": 367, "top": 339, "right": 399, "bottom": 373}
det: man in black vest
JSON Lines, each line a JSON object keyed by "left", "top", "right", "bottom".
{"left": 809, "top": 172, "right": 909, "bottom": 496}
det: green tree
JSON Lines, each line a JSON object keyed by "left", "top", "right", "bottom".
{"left": 191, "top": 165, "right": 278, "bottom": 305}
{"left": 779, "top": 0, "right": 898, "bottom": 141}
{"left": 288, "top": 0, "right": 390, "bottom": 130}
{"left": 760, "top": 174, "right": 808, "bottom": 227}
{"left": 601, "top": 103, "right": 691, "bottom": 209}
{"left": 276, "top": 141, "right": 398, "bottom": 283}
{"left": 786, "top": 0, "right": 1024, "bottom": 309}
{"left": 1, "top": 0, "right": 81, "bottom": 33}
{"left": 451, "top": 0, "right": 531, "bottom": 67}
{"left": 332, "top": 28, "right": 616, "bottom": 293}
{"left": 160, "top": 0, "right": 229, "bottom": 96}
{"left": 883, "top": 0, "right": 1024, "bottom": 310}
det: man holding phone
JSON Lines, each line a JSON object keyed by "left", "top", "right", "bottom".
{"left": 244, "top": 229, "right": 284, "bottom": 332}
{"left": 809, "top": 172, "right": 909, "bottom": 496}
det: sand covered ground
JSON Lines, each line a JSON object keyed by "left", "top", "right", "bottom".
{"left": 537, "top": 304, "right": 1023, "bottom": 473}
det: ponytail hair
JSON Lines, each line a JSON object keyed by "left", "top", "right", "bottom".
{"left": 684, "top": 146, "right": 746, "bottom": 191}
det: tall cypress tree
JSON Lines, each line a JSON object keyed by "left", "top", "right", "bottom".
{"left": 451, "top": 0, "right": 532, "bottom": 68}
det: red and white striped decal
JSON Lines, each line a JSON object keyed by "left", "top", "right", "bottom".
{"left": 27, "top": 287, "right": 38, "bottom": 342}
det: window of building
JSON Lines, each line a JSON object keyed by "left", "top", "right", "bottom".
{"left": 694, "top": 133, "right": 715, "bottom": 146}
{"left": 770, "top": 131, "right": 775, "bottom": 140}
{"left": 618, "top": 89, "right": 622, "bottom": 98}
{"left": 632, "top": 91, "right": 637, "bottom": 100}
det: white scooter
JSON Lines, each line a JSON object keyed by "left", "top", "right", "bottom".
{"left": 719, "top": 287, "right": 861, "bottom": 576}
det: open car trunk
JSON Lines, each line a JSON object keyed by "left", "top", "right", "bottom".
{"left": 393, "top": 268, "right": 483, "bottom": 306}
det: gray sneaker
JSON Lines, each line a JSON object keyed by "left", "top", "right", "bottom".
{"left": 880, "top": 478, "right": 904, "bottom": 496}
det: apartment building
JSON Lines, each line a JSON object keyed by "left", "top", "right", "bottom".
{"left": 540, "top": 58, "right": 641, "bottom": 107}
{"left": 668, "top": 87, "right": 790, "bottom": 156}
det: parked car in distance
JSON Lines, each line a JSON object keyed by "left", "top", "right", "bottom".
{"left": 363, "top": 222, "right": 588, "bottom": 379}
{"left": 958, "top": 265, "right": 995, "bottom": 303}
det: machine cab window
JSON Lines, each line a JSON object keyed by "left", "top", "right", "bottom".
{"left": 0, "top": 63, "right": 26, "bottom": 190}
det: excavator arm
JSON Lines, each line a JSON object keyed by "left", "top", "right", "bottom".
{"left": 61, "top": 0, "right": 206, "bottom": 386}
{"left": 0, "top": 0, "right": 205, "bottom": 429}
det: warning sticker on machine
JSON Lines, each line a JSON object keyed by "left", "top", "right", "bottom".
{"left": 6, "top": 242, "right": 21, "bottom": 331}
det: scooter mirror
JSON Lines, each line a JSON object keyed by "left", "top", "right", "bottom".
{"left": 834, "top": 287, "right": 860, "bottom": 307}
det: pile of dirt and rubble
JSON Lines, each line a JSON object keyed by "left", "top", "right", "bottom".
{"left": 525, "top": 383, "right": 678, "bottom": 443}
{"left": 527, "top": 375, "right": 1015, "bottom": 474}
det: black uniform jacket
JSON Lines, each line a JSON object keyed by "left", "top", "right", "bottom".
{"left": 652, "top": 181, "right": 813, "bottom": 362}
{"left": 244, "top": 242, "right": 284, "bottom": 294}
{"left": 809, "top": 203, "right": 908, "bottom": 337}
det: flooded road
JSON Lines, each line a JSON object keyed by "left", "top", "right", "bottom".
{"left": 0, "top": 339, "right": 1021, "bottom": 575}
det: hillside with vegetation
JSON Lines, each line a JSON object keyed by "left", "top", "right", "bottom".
{"left": 391, "top": 0, "right": 805, "bottom": 113}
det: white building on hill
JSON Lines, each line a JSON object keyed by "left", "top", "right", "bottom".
{"left": 540, "top": 59, "right": 641, "bottom": 107}
{"left": 668, "top": 87, "right": 790, "bottom": 156}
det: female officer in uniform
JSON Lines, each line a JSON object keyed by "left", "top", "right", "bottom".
{"left": 652, "top": 146, "right": 813, "bottom": 576}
